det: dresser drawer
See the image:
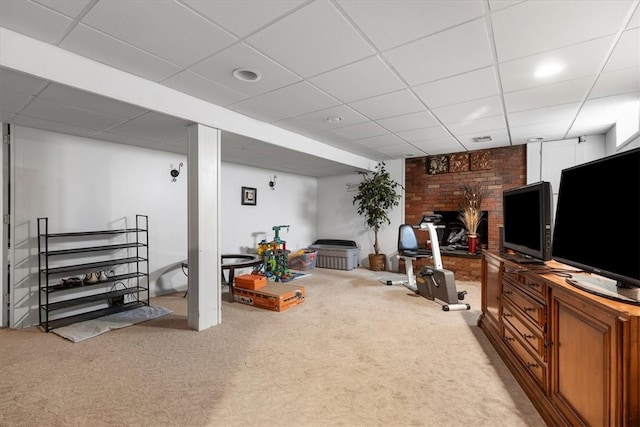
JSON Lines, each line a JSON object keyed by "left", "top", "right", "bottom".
{"left": 502, "top": 280, "right": 546, "bottom": 329}
{"left": 503, "top": 268, "right": 547, "bottom": 300}
{"left": 503, "top": 324, "right": 546, "bottom": 390}
{"left": 502, "top": 300, "right": 546, "bottom": 359}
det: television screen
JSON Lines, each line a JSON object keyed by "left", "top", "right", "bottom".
{"left": 552, "top": 147, "right": 640, "bottom": 302}
{"left": 502, "top": 181, "right": 552, "bottom": 263}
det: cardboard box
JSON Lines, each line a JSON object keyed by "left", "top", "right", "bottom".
{"left": 234, "top": 274, "right": 267, "bottom": 290}
{"left": 233, "top": 283, "right": 305, "bottom": 312}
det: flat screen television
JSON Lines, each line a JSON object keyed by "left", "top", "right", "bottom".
{"left": 502, "top": 181, "right": 552, "bottom": 264}
{"left": 552, "top": 147, "right": 640, "bottom": 304}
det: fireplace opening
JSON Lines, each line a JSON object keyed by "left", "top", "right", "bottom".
{"left": 429, "top": 210, "right": 488, "bottom": 251}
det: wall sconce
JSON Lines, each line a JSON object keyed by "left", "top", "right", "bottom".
{"left": 171, "top": 162, "right": 183, "bottom": 182}
{"left": 269, "top": 175, "right": 277, "bottom": 190}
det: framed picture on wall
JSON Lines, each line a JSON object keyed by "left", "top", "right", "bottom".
{"left": 241, "top": 187, "right": 257, "bottom": 206}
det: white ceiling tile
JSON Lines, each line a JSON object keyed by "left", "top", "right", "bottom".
{"left": 20, "top": 98, "right": 126, "bottom": 130}
{"left": 413, "top": 66, "right": 499, "bottom": 108}
{"left": 60, "top": 24, "right": 182, "bottom": 82}
{"left": 331, "top": 121, "right": 389, "bottom": 140}
{"left": 628, "top": 4, "right": 640, "bottom": 30}
{"left": 349, "top": 90, "right": 424, "bottom": 121}
{"left": 573, "top": 93, "right": 640, "bottom": 130}
{"left": 183, "top": 0, "right": 304, "bottom": 38}
{"left": 107, "top": 112, "right": 190, "bottom": 144}
{"left": 293, "top": 105, "right": 369, "bottom": 131}
{"left": 225, "top": 98, "right": 292, "bottom": 123}
{"left": 11, "top": 114, "right": 98, "bottom": 138}
{"left": 455, "top": 128, "right": 511, "bottom": 147}
{"left": 376, "top": 145, "right": 427, "bottom": 159}
{"left": 447, "top": 115, "right": 507, "bottom": 136}
{"left": 590, "top": 67, "right": 640, "bottom": 99}
{"left": 0, "top": 0, "right": 73, "bottom": 43}
{"left": 0, "top": 88, "right": 34, "bottom": 114}
{"left": 246, "top": 1, "right": 374, "bottom": 78}
{"left": 492, "top": 0, "right": 633, "bottom": 61}
{"left": 0, "top": 67, "right": 49, "bottom": 94}
{"left": 251, "top": 81, "right": 340, "bottom": 117}
{"left": 337, "top": 0, "right": 484, "bottom": 51}
{"left": 488, "top": 1, "right": 525, "bottom": 13}
{"left": 34, "top": 0, "right": 92, "bottom": 18}
{"left": 507, "top": 103, "right": 580, "bottom": 127}
{"left": 314, "top": 133, "right": 350, "bottom": 145}
{"left": 383, "top": 19, "right": 493, "bottom": 86}
{"left": 375, "top": 111, "right": 440, "bottom": 133}
{"left": 190, "top": 43, "right": 301, "bottom": 97}
{"left": 161, "top": 70, "right": 247, "bottom": 106}
{"left": 309, "top": 56, "right": 405, "bottom": 103}
{"left": 93, "top": 131, "right": 167, "bottom": 151}
{"left": 38, "top": 84, "right": 148, "bottom": 119}
{"left": 510, "top": 120, "right": 571, "bottom": 139}
{"left": 0, "top": 112, "right": 16, "bottom": 122}
{"left": 412, "top": 137, "right": 463, "bottom": 154}
{"left": 431, "top": 96, "right": 504, "bottom": 124}
{"left": 498, "top": 36, "right": 613, "bottom": 93}
{"left": 354, "top": 133, "right": 405, "bottom": 148}
{"left": 604, "top": 28, "right": 640, "bottom": 72}
{"left": 504, "top": 77, "right": 593, "bottom": 113}
{"left": 82, "top": 1, "right": 236, "bottom": 66}
{"left": 272, "top": 118, "right": 324, "bottom": 135}
{"left": 396, "top": 126, "right": 450, "bottom": 143}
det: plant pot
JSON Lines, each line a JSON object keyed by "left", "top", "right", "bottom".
{"left": 468, "top": 234, "right": 478, "bottom": 254}
{"left": 368, "top": 253, "right": 387, "bottom": 271}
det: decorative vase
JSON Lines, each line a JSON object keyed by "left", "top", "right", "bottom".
{"left": 368, "top": 253, "right": 387, "bottom": 271}
{"left": 468, "top": 234, "right": 478, "bottom": 254}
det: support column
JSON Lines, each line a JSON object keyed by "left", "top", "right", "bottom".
{"left": 0, "top": 123, "right": 8, "bottom": 328}
{"left": 187, "top": 124, "right": 221, "bottom": 330}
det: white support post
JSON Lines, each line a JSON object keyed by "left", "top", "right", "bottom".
{"left": 187, "top": 124, "right": 221, "bottom": 331}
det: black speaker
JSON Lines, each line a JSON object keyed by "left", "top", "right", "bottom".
{"left": 499, "top": 226, "right": 504, "bottom": 252}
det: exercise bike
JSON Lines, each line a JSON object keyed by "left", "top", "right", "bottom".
{"left": 394, "top": 215, "right": 470, "bottom": 311}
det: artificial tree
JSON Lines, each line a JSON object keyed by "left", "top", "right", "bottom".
{"left": 352, "top": 162, "right": 403, "bottom": 270}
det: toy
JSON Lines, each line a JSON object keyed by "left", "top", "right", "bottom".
{"left": 258, "top": 225, "right": 295, "bottom": 282}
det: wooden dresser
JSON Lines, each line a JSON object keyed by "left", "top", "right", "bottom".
{"left": 479, "top": 250, "right": 640, "bottom": 426}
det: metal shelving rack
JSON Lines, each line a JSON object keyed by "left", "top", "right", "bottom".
{"left": 37, "top": 215, "right": 149, "bottom": 332}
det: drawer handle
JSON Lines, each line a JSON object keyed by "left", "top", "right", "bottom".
{"left": 503, "top": 290, "right": 512, "bottom": 295}
{"left": 523, "top": 334, "right": 534, "bottom": 340}
{"left": 503, "top": 313, "right": 512, "bottom": 318}
{"left": 505, "top": 336, "right": 515, "bottom": 341}
{"left": 523, "top": 307, "right": 535, "bottom": 312}
{"left": 544, "top": 340, "right": 553, "bottom": 347}
{"left": 527, "top": 283, "right": 538, "bottom": 289}
{"left": 526, "top": 362, "right": 538, "bottom": 368}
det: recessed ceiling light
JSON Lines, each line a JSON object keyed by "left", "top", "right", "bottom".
{"left": 534, "top": 62, "right": 564, "bottom": 78}
{"left": 326, "top": 116, "right": 342, "bottom": 123}
{"left": 527, "top": 137, "right": 545, "bottom": 142}
{"left": 232, "top": 68, "right": 262, "bottom": 82}
{"left": 473, "top": 136, "right": 492, "bottom": 143}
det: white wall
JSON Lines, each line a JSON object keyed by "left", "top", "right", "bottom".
{"left": 220, "top": 162, "right": 318, "bottom": 254}
{"left": 11, "top": 126, "right": 189, "bottom": 328}
{"left": 9, "top": 126, "right": 321, "bottom": 328}
{"left": 317, "top": 159, "right": 404, "bottom": 271}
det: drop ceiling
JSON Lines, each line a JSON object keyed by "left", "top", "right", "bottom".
{"left": 1, "top": 0, "right": 639, "bottom": 177}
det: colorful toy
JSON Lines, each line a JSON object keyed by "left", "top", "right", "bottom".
{"left": 259, "top": 225, "right": 294, "bottom": 282}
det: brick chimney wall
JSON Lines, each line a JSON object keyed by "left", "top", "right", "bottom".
{"left": 403, "top": 145, "right": 526, "bottom": 281}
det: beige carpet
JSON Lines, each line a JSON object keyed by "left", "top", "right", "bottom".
{"left": 0, "top": 267, "right": 545, "bottom": 427}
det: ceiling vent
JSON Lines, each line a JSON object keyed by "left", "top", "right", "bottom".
{"left": 472, "top": 136, "right": 492, "bottom": 143}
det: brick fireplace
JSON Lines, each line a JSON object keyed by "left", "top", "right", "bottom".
{"left": 403, "top": 145, "right": 526, "bottom": 281}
